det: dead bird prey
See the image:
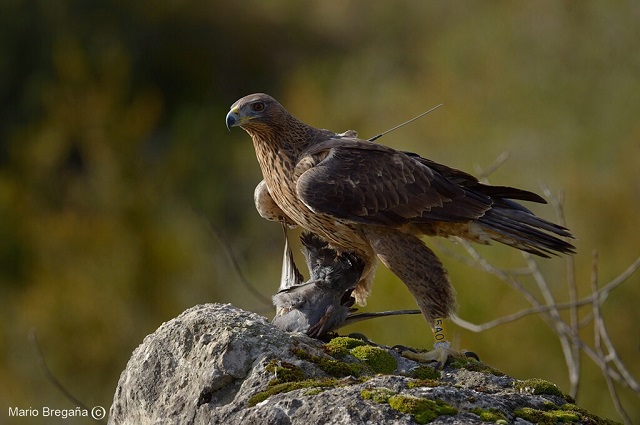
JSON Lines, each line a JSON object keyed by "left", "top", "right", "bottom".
{"left": 272, "top": 229, "right": 419, "bottom": 338}
{"left": 227, "top": 93, "right": 575, "bottom": 363}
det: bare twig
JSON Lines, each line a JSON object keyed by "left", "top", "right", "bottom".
{"left": 578, "top": 256, "right": 640, "bottom": 329}
{"left": 526, "top": 252, "right": 581, "bottom": 398}
{"left": 29, "top": 329, "right": 106, "bottom": 424}
{"left": 459, "top": 240, "right": 541, "bottom": 307}
{"left": 598, "top": 256, "right": 640, "bottom": 298}
{"left": 452, "top": 237, "right": 639, "bottom": 417}
{"left": 452, "top": 295, "right": 597, "bottom": 332}
{"left": 590, "top": 251, "right": 632, "bottom": 425}
{"left": 542, "top": 185, "right": 581, "bottom": 397}
{"left": 474, "top": 151, "right": 511, "bottom": 182}
{"left": 447, "top": 157, "right": 639, "bottom": 422}
{"left": 203, "top": 216, "right": 273, "bottom": 307}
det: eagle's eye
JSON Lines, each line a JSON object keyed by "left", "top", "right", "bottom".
{"left": 251, "top": 102, "right": 265, "bottom": 112}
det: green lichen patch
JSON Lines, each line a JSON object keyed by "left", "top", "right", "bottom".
{"left": 408, "top": 365, "right": 441, "bottom": 380}
{"left": 292, "top": 342, "right": 420, "bottom": 385}
{"left": 324, "top": 336, "right": 367, "bottom": 358}
{"left": 447, "top": 355, "right": 471, "bottom": 369}
{"left": 404, "top": 366, "right": 442, "bottom": 389}
{"left": 447, "top": 356, "right": 505, "bottom": 377}
{"left": 469, "top": 407, "right": 507, "bottom": 422}
{"left": 462, "top": 361, "right": 505, "bottom": 377}
{"left": 248, "top": 378, "right": 339, "bottom": 407}
{"left": 407, "top": 379, "right": 440, "bottom": 389}
{"left": 388, "top": 395, "right": 457, "bottom": 424}
{"left": 560, "top": 403, "right": 584, "bottom": 414}
{"left": 360, "top": 387, "right": 396, "bottom": 403}
{"left": 514, "top": 407, "right": 579, "bottom": 424}
{"left": 514, "top": 378, "right": 563, "bottom": 397}
{"left": 324, "top": 338, "right": 398, "bottom": 375}
{"left": 560, "top": 404, "right": 621, "bottom": 425}
{"left": 265, "top": 360, "right": 305, "bottom": 385}
{"left": 541, "top": 400, "right": 560, "bottom": 410}
{"left": 350, "top": 345, "right": 398, "bottom": 374}
{"left": 292, "top": 347, "right": 367, "bottom": 377}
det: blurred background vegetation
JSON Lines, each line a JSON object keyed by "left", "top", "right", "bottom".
{"left": 1, "top": 1, "right": 638, "bottom": 423}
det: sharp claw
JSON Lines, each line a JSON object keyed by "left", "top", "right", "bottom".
{"left": 392, "top": 344, "right": 414, "bottom": 353}
{"left": 307, "top": 306, "right": 332, "bottom": 339}
{"left": 464, "top": 351, "right": 480, "bottom": 361}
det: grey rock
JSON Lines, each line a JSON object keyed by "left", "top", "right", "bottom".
{"left": 108, "top": 303, "right": 613, "bottom": 425}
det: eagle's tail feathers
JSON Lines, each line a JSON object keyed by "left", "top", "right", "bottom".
{"left": 476, "top": 208, "right": 576, "bottom": 257}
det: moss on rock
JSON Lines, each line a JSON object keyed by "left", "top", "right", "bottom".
{"left": 514, "top": 378, "right": 563, "bottom": 397}
{"left": 292, "top": 347, "right": 366, "bottom": 377}
{"left": 248, "top": 378, "right": 340, "bottom": 407}
{"left": 349, "top": 345, "right": 397, "bottom": 374}
{"left": 388, "top": 395, "right": 457, "bottom": 424}
{"left": 408, "top": 365, "right": 441, "bottom": 380}
{"left": 360, "top": 387, "right": 396, "bottom": 403}
{"left": 560, "top": 404, "right": 621, "bottom": 425}
{"left": 265, "top": 360, "right": 305, "bottom": 385}
{"left": 463, "top": 361, "right": 505, "bottom": 376}
{"left": 514, "top": 406, "right": 580, "bottom": 424}
{"left": 407, "top": 379, "right": 440, "bottom": 389}
{"left": 469, "top": 407, "right": 508, "bottom": 422}
{"left": 324, "top": 336, "right": 367, "bottom": 358}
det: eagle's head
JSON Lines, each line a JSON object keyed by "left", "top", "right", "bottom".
{"left": 226, "top": 93, "right": 289, "bottom": 135}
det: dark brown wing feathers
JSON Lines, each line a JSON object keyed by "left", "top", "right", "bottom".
{"left": 296, "top": 138, "right": 491, "bottom": 226}
{"left": 295, "top": 137, "right": 574, "bottom": 257}
{"left": 406, "top": 153, "right": 547, "bottom": 204}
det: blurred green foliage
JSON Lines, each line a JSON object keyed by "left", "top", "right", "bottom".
{"left": 1, "top": 1, "right": 638, "bottom": 423}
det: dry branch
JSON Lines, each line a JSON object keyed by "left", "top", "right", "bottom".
{"left": 446, "top": 157, "right": 639, "bottom": 423}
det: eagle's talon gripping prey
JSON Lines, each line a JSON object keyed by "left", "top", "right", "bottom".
{"left": 272, "top": 226, "right": 420, "bottom": 338}
{"left": 271, "top": 226, "right": 361, "bottom": 337}
{"left": 228, "top": 93, "right": 575, "bottom": 359}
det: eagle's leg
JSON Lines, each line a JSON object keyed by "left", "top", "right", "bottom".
{"left": 364, "top": 227, "right": 473, "bottom": 367}
{"left": 398, "top": 318, "right": 474, "bottom": 367}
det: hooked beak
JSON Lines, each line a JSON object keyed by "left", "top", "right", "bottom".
{"left": 225, "top": 108, "right": 240, "bottom": 131}
{"left": 226, "top": 106, "right": 257, "bottom": 131}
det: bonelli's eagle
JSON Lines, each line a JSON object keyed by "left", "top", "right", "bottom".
{"left": 226, "top": 93, "right": 574, "bottom": 362}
